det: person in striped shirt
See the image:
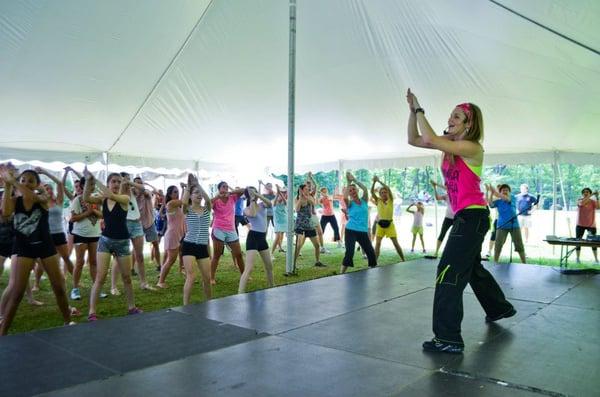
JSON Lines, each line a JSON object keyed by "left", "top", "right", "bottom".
{"left": 181, "top": 174, "right": 212, "bottom": 304}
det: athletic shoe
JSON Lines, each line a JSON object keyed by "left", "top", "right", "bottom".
{"left": 127, "top": 307, "right": 143, "bottom": 315}
{"left": 131, "top": 268, "right": 138, "bottom": 276}
{"left": 319, "top": 247, "right": 326, "bottom": 253}
{"left": 70, "top": 307, "right": 81, "bottom": 317}
{"left": 99, "top": 292, "right": 108, "bottom": 299}
{"left": 70, "top": 288, "right": 81, "bottom": 300}
{"left": 140, "top": 283, "right": 156, "bottom": 291}
{"left": 314, "top": 261, "right": 326, "bottom": 267}
{"left": 110, "top": 288, "right": 121, "bottom": 296}
{"left": 87, "top": 313, "right": 98, "bottom": 322}
{"left": 422, "top": 338, "right": 464, "bottom": 354}
{"left": 485, "top": 308, "right": 517, "bottom": 323}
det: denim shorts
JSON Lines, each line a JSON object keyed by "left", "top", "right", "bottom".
{"left": 212, "top": 228, "right": 239, "bottom": 243}
{"left": 143, "top": 224, "right": 158, "bottom": 243}
{"left": 126, "top": 219, "right": 144, "bottom": 239}
{"left": 98, "top": 236, "right": 131, "bottom": 257}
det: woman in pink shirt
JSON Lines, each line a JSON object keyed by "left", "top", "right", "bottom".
{"left": 210, "top": 181, "right": 246, "bottom": 284}
{"left": 319, "top": 187, "right": 341, "bottom": 248}
{"left": 156, "top": 185, "right": 185, "bottom": 288}
{"left": 407, "top": 88, "right": 514, "bottom": 354}
{"left": 575, "top": 188, "right": 599, "bottom": 264}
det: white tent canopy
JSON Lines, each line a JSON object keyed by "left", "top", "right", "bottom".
{"left": 1, "top": 0, "right": 599, "bottom": 172}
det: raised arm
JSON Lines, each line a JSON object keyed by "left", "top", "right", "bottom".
{"left": 188, "top": 174, "right": 211, "bottom": 212}
{"left": 1, "top": 168, "right": 15, "bottom": 217}
{"left": 406, "top": 203, "right": 415, "bottom": 213}
{"left": 82, "top": 174, "right": 103, "bottom": 205}
{"left": 430, "top": 180, "right": 447, "bottom": 201}
{"left": 62, "top": 167, "right": 75, "bottom": 201}
{"left": 348, "top": 172, "right": 368, "bottom": 202}
{"left": 407, "top": 89, "right": 482, "bottom": 160}
{"left": 489, "top": 185, "right": 510, "bottom": 202}
{"left": 370, "top": 176, "right": 379, "bottom": 204}
{"left": 254, "top": 190, "right": 273, "bottom": 208}
{"left": 36, "top": 167, "right": 64, "bottom": 204}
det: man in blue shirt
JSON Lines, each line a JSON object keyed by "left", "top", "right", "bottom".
{"left": 516, "top": 184, "right": 537, "bottom": 243}
{"left": 488, "top": 184, "right": 527, "bottom": 263}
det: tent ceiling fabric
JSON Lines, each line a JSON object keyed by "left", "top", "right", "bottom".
{"left": 1, "top": 0, "right": 599, "bottom": 172}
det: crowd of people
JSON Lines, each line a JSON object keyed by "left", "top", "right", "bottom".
{"left": 0, "top": 90, "right": 597, "bottom": 354}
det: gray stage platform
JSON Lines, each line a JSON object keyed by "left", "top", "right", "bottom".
{"left": 1, "top": 259, "right": 598, "bottom": 397}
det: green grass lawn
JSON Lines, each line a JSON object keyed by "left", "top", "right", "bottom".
{"left": 1, "top": 243, "right": 597, "bottom": 335}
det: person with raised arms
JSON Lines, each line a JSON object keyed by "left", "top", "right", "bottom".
{"left": 406, "top": 88, "right": 515, "bottom": 354}
{"left": 487, "top": 183, "right": 527, "bottom": 264}
{"left": 210, "top": 182, "right": 246, "bottom": 284}
{"left": 293, "top": 183, "right": 324, "bottom": 272}
{"left": 271, "top": 184, "right": 288, "bottom": 257}
{"left": 69, "top": 175, "right": 103, "bottom": 300}
{"left": 84, "top": 171, "right": 141, "bottom": 321}
{"left": 340, "top": 172, "right": 377, "bottom": 273}
{"left": 156, "top": 184, "right": 186, "bottom": 288}
{"left": 35, "top": 167, "right": 75, "bottom": 277}
{"left": 180, "top": 174, "right": 213, "bottom": 304}
{"left": 0, "top": 165, "right": 72, "bottom": 334}
{"left": 118, "top": 172, "right": 155, "bottom": 291}
{"left": 238, "top": 186, "right": 274, "bottom": 293}
{"left": 371, "top": 175, "right": 405, "bottom": 261}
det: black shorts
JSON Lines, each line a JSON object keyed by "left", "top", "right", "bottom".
{"left": 181, "top": 240, "right": 209, "bottom": 259}
{"left": 73, "top": 234, "right": 100, "bottom": 245}
{"left": 51, "top": 232, "right": 67, "bottom": 247}
{"left": 246, "top": 230, "right": 269, "bottom": 251}
{"left": 0, "top": 243, "right": 13, "bottom": 258}
{"left": 295, "top": 228, "right": 317, "bottom": 238}
{"left": 13, "top": 238, "right": 56, "bottom": 259}
{"left": 68, "top": 221, "right": 74, "bottom": 235}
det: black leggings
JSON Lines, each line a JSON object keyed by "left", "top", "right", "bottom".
{"left": 320, "top": 215, "right": 340, "bottom": 241}
{"left": 575, "top": 226, "right": 597, "bottom": 252}
{"left": 437, "top": 217, "right": 454, "bottom": 242}
{"left": 343, "top": 229, "right": 377, "bottom": 268}
{"left": 433, "top": 208, "right": 513, "bottom": 345}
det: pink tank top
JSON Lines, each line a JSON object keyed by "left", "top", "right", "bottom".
{"left": 441, "top": 155, "right": 487, "bottom": 213}
{"left": 166, "top": 206, "right": 185, "bottom": 239}
{"left": 320, "top": 196, "right": 334, "bottom": 216}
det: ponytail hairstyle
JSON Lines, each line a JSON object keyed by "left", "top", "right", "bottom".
{"left": 457, "top": 102, "right": 484, "bottom": 143}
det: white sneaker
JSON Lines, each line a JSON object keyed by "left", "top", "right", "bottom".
{"left": 320, "top": 247, "right": 326, "bottom": 254}
{"left": 576, "top": 258, "right": 581, "bottom": 264}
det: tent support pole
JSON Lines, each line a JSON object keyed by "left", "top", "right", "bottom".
{"left": 285, "top": 0, "right": 297, "bottom": 275}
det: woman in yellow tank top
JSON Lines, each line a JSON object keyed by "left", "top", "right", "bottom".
{"left": 370, "top": 175, "right": 405, "bottom": 262}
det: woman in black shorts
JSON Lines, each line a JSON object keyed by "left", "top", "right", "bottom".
{"left": 180, "top": 174, "right": 212, "bottom": 304}
{"left": 0, "top": 166, "right": 71, "bottom": 335}
{"left": 293, "top": 184, "right": 324, "bottom": 271}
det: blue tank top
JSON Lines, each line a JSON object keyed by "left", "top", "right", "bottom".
{"left": 346, "top": 198, "right": 369, "bottom": 233}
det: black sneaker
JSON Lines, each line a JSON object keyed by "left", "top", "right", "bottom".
{"left": 422, "top": 338, "right": 464, "bottom": 354}
{"left": 485, "top": 308, "right": 517, "bottom": 323}
{"left": 314, "top": 261, "right": 326, "bottom": 267}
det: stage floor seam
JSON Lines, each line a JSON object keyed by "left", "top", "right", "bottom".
{"left": 438, "top": 368, "right": 569, "bottom": 397}
{"left": 272, "top": 286, "right": 432, "bottom": 336}
{"left": 28, "top": 333, "right": 121, "bottom": 376}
